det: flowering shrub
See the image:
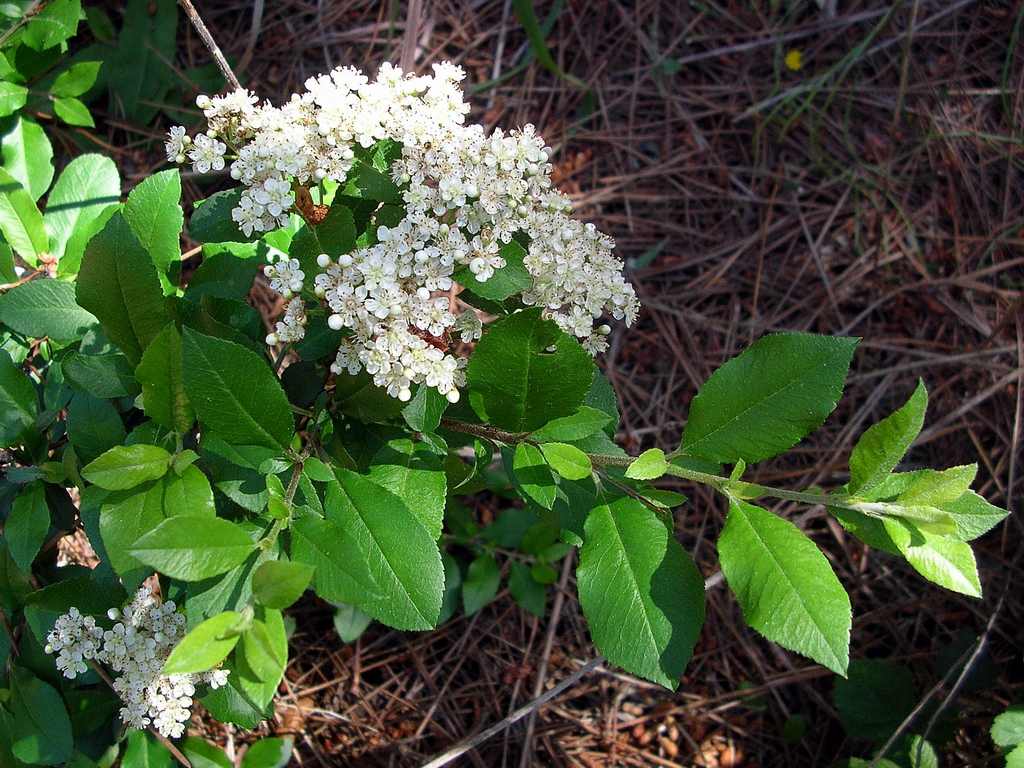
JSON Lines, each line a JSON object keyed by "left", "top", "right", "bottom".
{"left": 0, "top": 60, "right": 1010, "bottom": 766}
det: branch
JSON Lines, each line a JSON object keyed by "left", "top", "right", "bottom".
{"left": 177, "top": 0, "right": 242, "bottom": 91}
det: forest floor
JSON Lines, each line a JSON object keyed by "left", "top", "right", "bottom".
{"left": 89, "top": 1, "right": 1023, "bottom": 765}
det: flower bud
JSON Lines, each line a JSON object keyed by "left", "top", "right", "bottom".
{"left": 317, "top": 253, "right": 331, "bottom": 268}
{"left": 327, "top": 314, "right": 345, "bottom": 330}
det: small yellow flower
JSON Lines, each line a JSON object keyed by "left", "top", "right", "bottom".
{"left": 785, "top": 49, "right": 803, "bottom": 72}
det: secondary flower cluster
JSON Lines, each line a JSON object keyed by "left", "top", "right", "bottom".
{"left": 45, "top": 588, "right": 229, "bottom": 739}
{"left": 168, "top": 61, "right": 638, "bottom": 402}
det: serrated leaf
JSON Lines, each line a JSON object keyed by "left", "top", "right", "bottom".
{"left": 882, "top": 518, "right": 981, "bottom": 597}
{"left": 182, "top": 328, "right": 294, "bottom": 450}
{"left": 290, "top": 515, "right": 380, "bottom": 605}
{"left": 540, "top": 442, "right": 592, "bottom": 480}
{"left": 366, "top": 438, "right": 447, "bottom": 539}
{"left": 625, "top": 448, "right": 668, "bottom": 480}
{"left": 130, "top": 516, "right": 255, "bottom": 581}
{"left": 512, "top": 442, "right": 556, "bottom": 509}
{"left": 718, "top": 498, "right": 851, "bottom": 674}
{"left": 1, "top": 116, "right": 52, "bottom": 201}
{"left": 6, "top": 482, "right": 48, "bottom": 571}
{"left": 252, "top": 560, "right": 314, "bottom": 609}
{"left": 9, "top": 666, "right": 73, "bottom": 765}
{"left": 530, "top": 405, "right": 612, "bottom": 443}
{"left": 576, "top": 496, "right": 705, "bottom": 688}
{"left": 942, "top": 491, "right": 1009, "bottom": 541}
{"left": 897, "top": 464, "right": 976, "bottom": 506}
{"left": 401, "top": 384, "right": 448, "bottom": 433}
{"left": 462, "top": 553, "right": 500, "bottom": 615}
{"left": 67, "top": 392, "right": 125, "bottom": 463}
{"left": 0, "top": 278, "right": 96, "bottom": 341}
{"left": 0, "top": 348, "right": 36, "bottom": 447}
{"left": 325, "top": 469, "right": 444, "bottom": 630}
{"left": 62, "top": 350, "right": 138, "bottom": 398}
{"left": 82, "top": 444, "right": 171, "bottom": 490}
{"left": 992, "top": 704, "right": 1024, "bottom": 747}
{"left": 76, "top": 212, "right": 172, "bottom": 363}
{"left": 848, "top": 381, "right": 927, "bottom": 495}
{"left": 0, "top": 167, "right": 47, "bottom": 262}
{"left": 43, "top": 153, "right": 120, "bottom": 267}
{"left": 163, "top": 610, "right": 242, "bottom": 675}
{"left": 123, "top": 169, "right": 183, "bottom": 289}
{"left": 681, "top": 333, "right": 857, "bottom": 463}
{"left": 136, "top": 324, "right": 193, "bottom": 433}
{"left": 467, "top": 307, "right": 595, "bottom": 432}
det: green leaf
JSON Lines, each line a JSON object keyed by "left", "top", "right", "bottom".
{"left": 238, "top": 611, "right": 286, "bottom": 684}
{"left": 189, "top": 189, "right": 259, "bottom": 244}
{"left": 467, "top": 307, "right": 595, "bottom": 432}
{"left": 625, "top": 448, "right": 668, "bottom": 480}
{"left": 9, "top": 666, "right": 73, "bottom": 765}
{"left": 22, "top": 0, "right": 80, "bottom": 50}
{"left": 0, "top": 348, "right": 36, "bottom": 447}
{"left": 123, "top": 169, "right": 183, "bottom": 289}
{"left": 401, "top": 385, "right": 448, "bottom": 433}
{"left": 833, "top": 659, "right": 917, "bottom": 741}
{"left": 43, "top": 153, "right": 120, "bottom": 267}
{"left": 106, "top": 0, "right": 177, "bottom": 123}
{"left": 992, "top": 704, "right": 1024, "bottom": 748}
{"left": 121, "top": 731, "right": 173, "bottom": 768}
{"left": 76, "top": 212, "right": 172, "bottom": 363}
{"left": 82, "top": 444, "right": 171, "bottom": 490}
{"left": 462, "top": 553, "right": 500, "bottom": 616}
{"left": 508, "top": 561, "right": 546, "bottom": 617}
{"left": 366, "top": 438, "right": 447, "bottom": 539}
{"left": 6, "top": 482, "right": 48, "bottom": 571}
{"left": 182, "top": 328, "right": 294, "bottom": 450}
{"left": 0, "top": 278, "right": 96, "bottom": 341}
{"left": 1, "top": 117, "right": 52, "bottom": 201}
{"left": 540, "top": 442, "right": 592, "bottom": 480}
{"left": 577, "top": 495, "right": 705, "bottom": 688}
{"left": 905, "top": 735, "right": 939, "bottom": 768}
{"left": 252, "top": 560, "right": 314, "bottom": 609}
{"left": 62, "top": 350, "right": 138, "bottom": 398}
{"left": 326, "top": 469, "right": 444, "bottom": 630}
{"left": 881, "top": 518, "right": 981, "bottom": 597}
{"left": 0, "top": 82, "right": 27, "bottom": 117}
{"left": 848, "top": 381, "right": 927, "bottom": 495}
{"left": 332, "top": 602, "right": 372, "bottom": 643}
{"left": 512, "top": 442, "right": 557, "bottom": 509}
{"left": 896, "top": 464, "right": 976, "bottom": 506}
{"left": 530, "top": 406, "right": 612, "bottom": 443}
{"left": 718, "top": 498, "right": 851, "bottom": 674}
{"left": 163, "top": 610, "right": 242, "bottom": 675}
{"left": 241, "top": 737, "right": 293, "bottom": 768}
{"left": 942, "top": 491, "right": 1009, "bottom": 541}
{"left": 51, "top": 61, "right": 102, "bottom": 98}
{"left": 130, "top": 516, "right": 256, "bottom": 581}
{"left": 0, "top": 167, "right": 47, "bottom": 262}
{"left": 67, "top": 392, "right": 125, "bottom": 463}
{"left": 453, "top": 239, "right": 532, "bottom": 300}
{"left": 681, "top": 333, "right": 857, "bottom": 463}
{"left": 136, "top": 325, "right": 193, "bottom": 433}
{"left": 181, "top": 738, "right": 232, "bottom": 768}
{"left": 53, "top": 97, "right": 94, "bottom": 128}
{"left": 511, "top": 0, "right": 584, "bottom": 87}
{"left": 290, "top": 515, "right": 380, "bottom": 605}
{"left": 0, "top": 240, "right": 14, "bottom": 282}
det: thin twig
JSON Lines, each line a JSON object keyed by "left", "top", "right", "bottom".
{"left": 177, "top": 0, "right": 242, "bottom": 91}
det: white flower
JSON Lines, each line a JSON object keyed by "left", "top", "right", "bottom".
{"left": 165, "top": 126, "right": 189, "bottom": 163}
{"left": 188, "top": 133, "right": 227, "bottom": 174}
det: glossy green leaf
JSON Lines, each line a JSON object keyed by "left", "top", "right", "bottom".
{"left": 241, "top": 737, "right": 293, "bottom": 768}
{"left": 467, "top": 307, "right": 595, "bottom": 432}
{"left": 76, "top": 212, "right": 172, "bottom": 363}
{"left": 189, "top": 188, "right": 259, "bottom": 244}
{"left": 123, "top": 169, "right": 183, "bottom": 288}
{"left": 131, "top": 516, "right": 256, "bottom": 581}
{"left": 530, "top": 405, "right": 612, "bottom": 443}
{"left": 401, "top": 384, "right": 448, "bottom": 433}
{"left": 136, "top": 325, "right": 193, "bottom": 433}
{"left": 53, "top": 97, "right": 93, "bottom": 127}
{"left": 182, "top": 328, "right": 294, "bottom": 450}
{"left": 896, "top": 463, "right": 976, "bottom": 506}
{"left": 453, "top": 239, "right": 531, "bottom": 300}
{"left": 22, "top": 0, "right": 80, "bottom": 50}
{"left": 681, "top": 333, "right": 857, "bottom": 463}
{"left": 625, "top": 447, "right": 668, "bottom": 480}
{"left": 290, "top": 515, "right": 380, "bottom": 605}
{"left": 0, "top": 348, "right": 36, "bottom": 447}
{"left": 163, "top": 610, "right": 242, "bottom": 674}
{"left": 237, "top": 611, "right": 286, "bottom": 684}
{"left": 121, "top": 731, "right": 173, "bottom": 768}
{"left": 462, "top": 553, "right": 500, "bottom": 616}
{"left": 9, "top": 666, "right": 73, "bottom": 765}
{"left": 512, "top": 442, "right": 556, "bottom": 509}
{"left": 82, "top": 444, "right": 171, "bottom": 490}
{"left": 540, "top": 442, "right": 592, "bottom": 480}
{"left": 366, "top": 438, "right": 447, "bottom": 539}
{"left": 848, "top": 381, "right": 927, "bottom": 495}
{"left": 577, "top": 495, "right": 705, "bottom": 688}
{"left": 0, "top": 278, "right": 96, "bottom": 341}
{"left": 1, "top": 117, "right": 52, "bottom": 201}
{"left": 252, "top": 560, "right": 314, "bottom": 609}
{"left": 51, "top": 61, "right": 102, "bottom": 98}
{"left": 882, "top": 518, "right": 981, "bottom": 597}
{"left": 181, "top": 738, "right": 232, "bottom": 768}
{"left": 66, "top": 392, "right": 125, "bottom": 463}
{"left": 6, "top": 482, "right": 48, "bottom": 571}
{"left": 718, "top": 498, "right": 851, "bottom": 674}
{"left": 0, "top": 168, "right": 47, "bottom": 261}
{"left": 43, "top": 153, "right": 120, "bottom": 266}
{"left": 0, "top": 82, "right": 27, "bottom": 117}
{"left": 326, "top": 469, "right": 444, "bottom": 630}
{"left": 62, "top": 351, "right": 138, "bottom": 398}
{"left": 508, "top": 561, "right": 545, "bottom": 617}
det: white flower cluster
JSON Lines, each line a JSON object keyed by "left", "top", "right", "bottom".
{"left": 45, "top": 588, "right": 229, "bottom": 739}
{"left": 168, "top": 61, "right": 638, "bottom": 401}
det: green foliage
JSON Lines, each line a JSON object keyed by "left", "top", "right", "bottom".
{"left": 833, "top": 659, "right": 917, "bottom": 741}
{"left": 130, "top": 517, "right": 255, "bottom": 581}
{"left": 163, "top": 611, "right": 243, "bottom": 675}
{"left": 252, "top": 560, "right": 314, "bottom": 609}
{"left": 81, "top": 444, "right": 171, "bottom": 490}
{"left": 848, "top": 381, "right": 927, "bottom": 495}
